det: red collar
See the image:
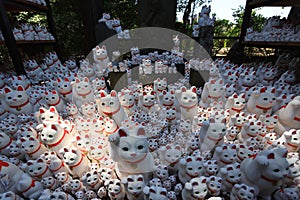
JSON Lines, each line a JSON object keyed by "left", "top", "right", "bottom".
{"left": 187, "top": 172, "right": 199, "bottom": 178}
{"left": 256, "top": 105, "right": 272, "bottom": 111}
{"left": 32, "top": 166, "right": 49, "bottom": 178}
{"left": 9, "top": 99, "right": 30, "bottom": 109}
{"left": 166, "top": 159, "right": 179, "bottom": 167}
{"left": 163, "top": 102, "right": 174, "bottom": 107}
{"left": 21, "top": 179, "right": 36, "bottom": 193}
{"left": 27, "top": 143, "right": 42, "bottom": 156}
{"left": 261, "top": 175, "right": 278, "bottom": 184}
{"left": 62, "top": 174, "right": 70, "bottom": 183}
{"left": 207, "top": 135, "right": 223, "bottom": 143}
{"left": 0, "top": 160, "right": 9, "bottom": 170}
{"left": 77, "top": 90, "right": 92, "bottom": 97}
{"left": 247, "top": 132, "right": 256, "bottom": 138}
{"left": 122, "top": 103, "right": 134, "bottom": 109}
{"left": 294, "top": 116, "right": 300, "bottom": 122}
{"left": 237, "top": 154, "right": 245, "bottom": 162}
{"left": 96, "top": 57, "right": 108, "bottom": 61}
{"left": 69, "top": 155, "right": 84, "bottom": 169}
{"left": 231, "top": 107, "right": 243, "bottom": 112}
{"left": 103, "top": 105, "right": 121, "bottom": 116}
{"left": 125, "top": 152, "right": 148, "bottom": 164}
{"left": 220, "top": 159, "right": 232, "bottom": 165}
{"left": 29, "top": 65, "right": 40, "bottom": 71}
{"left": 143, "top": 103, "right": 154, "bottom": 109}
{"left": 51, "top": 161, "right": 65, "bottom": 173}
{"left": 287, "top": 142, "right": 299, "bottom": 149}
{"left": 48, "top": 130, "right": 68, "bottom": 147}
{"left": 112, "top": 24, "right": 120, "bottom": 28}
{"left": 0, "top": 137, "right": 13, "bottom": 150}
{"left": 263, "top": 78, "right": 273, "bottom": 82}
{"left": 167, "top": 116, "right": 176, "bottom": 121}
{"left": 181, "top": 102, "right": 197, "bottom": 110}
{"left": 48, "top": 98, "right": 61, "bottom": 107}
{"left": 60, "top": 89, "right": 72, "bottom": 96}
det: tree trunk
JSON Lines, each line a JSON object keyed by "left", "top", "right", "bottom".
{"left": 182, "top": 0, "right": 194, "bottom": 29}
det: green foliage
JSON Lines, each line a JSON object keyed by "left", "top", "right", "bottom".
{"left": 104, "top": 0, "right": 138, "bottom": 29}
{"left": 50, "top": 0, "right": 84, "bottom": 57}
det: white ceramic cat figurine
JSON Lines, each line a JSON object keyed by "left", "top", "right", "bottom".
{"left": 159, "top": 144, "right": 182, "bottom": 175}
{"left": 181, "top": 176, "right": 208, "bottom": 200}
{"left": 81, "top": 170, "right": 102, "bottom": 191}
{"left": 212, "top": 144, "right": 237, "bottom": 167}
{"left": 44, "top": 90, "right": 66, "bottom": 113}
{"left": 275, "top": 96, "right": 300, "bottom": 135}
{"left": 240, "top": 148, "right": 289, "bottom": 199}
{"left": 143, "top": 185, "right": 168, "bottom": 200}
{"left": 105, "top": 179, "right": 125, "bottom": 200}
{"left": 225, "top": 93, "right": 246, "bottom": 115}
{"left": 93, "top": 45, "right": 110, "bottom": 73}
{"left": 59, "top": 147, "right": 90, "bottom": 178}
{"left": 20, "top": 136, "right": 48, "bottom": 160}
{"left": 119, "top": 91, "right": 137, "bottom": 116}
{"left": 40, "top": 123, "right": 72, "bottom": 155}
{"left": 200, "top": 117, "right": 226, "bottom": 152}
{"left": 54, "top": 77, "right": 73, "bottom": 102}
{"left": 96, "top": 90, "right": 127, "bottom": 127}
{"left": 178, "top": 156, "right": 204, "bottom": 183}
{"left": 71, "top": 77, "right": 95, "bottom": 108}
{"left": 3, "top": 86, "right": 33, "bottom": 115}
{"left": 26, "top": 158, "right": 53, "bottom": 180}
{"left": 108, "top": 126, "right": 154, "bottom": 179}
{"left": 246, "top": 87, "right": 276, "bottom": 117}
{"left": 122, "top": 174, "right": 146, "bottom": 200}
{"left": 230, "top": 183, "right": 256, "bottom": 200}
{"left": 176, "top": 86, "right": 198, "bottom": 122}
{"left": 218, "top": 163, "right": 241, "bottom": 194}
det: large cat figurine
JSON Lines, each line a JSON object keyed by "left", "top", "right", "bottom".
{"left": 96, "top": 90, "right": 127, "bottom": 127}
{"left": 3, "top": 86, "right": 33, "bottom": 115}
{"left": 175, "top": 86, "right": 198, "bottom": 122}
{"left": 240, "top": 148, "right": 289, "bottom": 199}
{"left": 71, "top": 77, "right": 94, "bottom": 108}
{"left": 108, "top": 126, "right": 154, "bottom": 180}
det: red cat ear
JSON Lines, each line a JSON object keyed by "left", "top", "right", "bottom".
{"left": 166, "top": 145, "right": 171, "bottom": 150}
{"left": 127, "top": 177, "right": 134, "bottom": 182}
{"left": 191, "top": 86, "right": 197, "bottom": 93}
{"left": 227, "top": 167, "right": 233, "bottom": 171}
{"left": 181, "top": 87, "right": 187, "bottom": 92}
{"left": 39, "top": 108, "right": 46, "bottom": 114}
{"left": 119, "top": 129, "right": 127, "bottom": 137}
{"left": 100, "top": 91, "right": 106, "bottom": 98}
{"left": 175, "top": 145, "right": 181, "bottom": 151}
{"left": 110, "top": 90, "right": 117, "bottom": 97}
{"left": 84, "top": 77, "right": 89, "bottom": 82}
{"left": 192, "top": 182, "right": 199, "bottom": 186}
{"left": 49, "top": 107, "right": 56, "bottom": 113}
{"left": 201, "top": 178, "right": 206, "bottom": 183}
{"left": 51, "top": 124, "right": 58, "bottom": 131}
{"left": 17, "top": 86, "right": 24, "bottom": 91}
{"left": 137, "top": 176, "right": 144, "bottom": 182}
{"left": 186, "top": 157, "right": 192, "bottom": 162}
{"left": 75, "top": 78, "right": 80, "bottom": 83}
{"left": 160, "top": 191, "right": 167, "bottom": 196}
{"left": 4, "top": 87, "right": 11, "bottom": 93}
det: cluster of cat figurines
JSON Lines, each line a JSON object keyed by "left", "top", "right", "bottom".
{"left": 0, "top": 40, "right": 300, "bottom": 200}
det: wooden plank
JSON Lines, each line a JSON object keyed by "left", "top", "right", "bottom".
{"left": 0, "top": 40, "right": 56, "bottom": 45}
{"left": 4, "top": 0, "right": 48, "bottom": 12}
{"left": 249, "top": 0, "right": 300, "bottom": 8}
{"left": 241, "top": 41, "right": 300, "bottom": 47}
{"left": 0, "top": 0, "right": 26, "bottom": 75}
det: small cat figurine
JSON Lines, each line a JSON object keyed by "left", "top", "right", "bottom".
{"left": 178, "top": 156, "right": 204, "bottom": 183}
{"left": 81, "top": 170, "right": 102, "bottom": 191}
{"left": 71, "top": 77, "right": 95, "bottom": 108}
{"left": 181, "top": 176, "right": 208, "bottom": 200}
{"left": 3, "top": 86, "right": 33, "bottom": 115}
{"left": 159, "top": 144, "right": 183, "bottom": 175}
{"left": 122, "top": 174, "right": 146, "bottom": 200}
{"left": 43, "top": 90, "right": 66, "bottom": 113}
{"left": 218, "top": 163, "right": 242, "bottom": 194}
{"left": 108, "top": 126, "right": 154, "bottom": 179}
{"left": 26, "top": 158, "right": 53, "bottom": 180}
{"left": 175, "top": 86, "right": 198, "bottom": 122}
{"left": 93, "top": 45, "right": 110, "bottom": 73}
{"left": 96, "top": 90, "right": 127, "bottom": 127}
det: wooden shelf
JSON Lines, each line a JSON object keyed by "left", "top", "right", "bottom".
{"left": 249, "top": 0, "right": 300, "bottom": 8}
{"left": 4, "top": 0, "right": 48, "bottom": 12}
{"left": 241, "top": 41, "right": 300, "bottom": 48}
{"left": 0, "top": 40, "right": 56, "bottom": 45}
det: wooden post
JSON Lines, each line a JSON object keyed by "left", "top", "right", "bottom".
{"left": 78, "top": 0, "right": 104, "bottom": 54}
{"left": 0, "top": 0, "right": 26, "bottom": 75}
{"left": 138, "top": 0, "right": 177, "bottom": 29}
